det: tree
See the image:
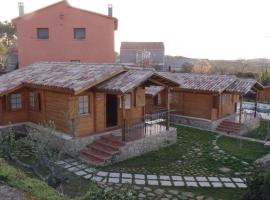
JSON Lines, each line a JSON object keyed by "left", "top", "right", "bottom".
{"left": 238, "top": 59, "right": 249, "bottom": 73}
{"left": 0, "top": 122, "right": 69, "bottom": 191}
{"left": 0, "top": 21, "right": 16, "bottom": 48}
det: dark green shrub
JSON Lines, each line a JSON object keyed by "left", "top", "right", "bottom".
{"left": 243, "top": 168, "right": 270, "bottom": 200}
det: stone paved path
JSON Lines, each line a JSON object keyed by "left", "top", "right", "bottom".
{"left": 56, "top": 159, "right": 248, "bottom": 189}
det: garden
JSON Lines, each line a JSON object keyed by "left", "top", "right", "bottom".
{"left": 0, "top": 123, "right": 270, "bottom": 200}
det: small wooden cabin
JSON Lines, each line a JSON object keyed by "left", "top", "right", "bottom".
{"left": 0, "top": 62, "right": 178, "bottom": 137}
{"left": 257, "top": 85, "right": 270, "bottom": 103}
{"left": 146, "top": 72, "right": 264, "bottom": 122}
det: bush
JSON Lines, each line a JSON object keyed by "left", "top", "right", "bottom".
{"left": 78, "top": 183, "right": 136, "bottom": 200}
{"left": 243, "top": 168, "right": 270, "bottom": 200}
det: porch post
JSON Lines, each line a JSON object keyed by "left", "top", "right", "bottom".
{"left": 166, "top": 87, "right": 170, "bottom": 131}
{"left": 254, "top": 92, "right": 257, "bottom": 118}
{"left": 239, "top": 95, "right": 243, "bottom": 124}
{"left": 121, "top": 94, "right": 126, "bottom": 142}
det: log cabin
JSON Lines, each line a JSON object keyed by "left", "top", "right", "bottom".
{"left": 257, "top": 85, "right": 270, "bottom": 103}
{"left": 146, "top": 72, "right": 264, "bottom": 133}
{"left": 0, "top": 62, "right": 180, "bottom": 165}
{"left": 0, "top": 62, "right": 178, "bottom": 136}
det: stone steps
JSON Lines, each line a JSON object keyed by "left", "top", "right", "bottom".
{"left": 216, "top": 120, "right": 241, "bottom": 134}
{"left": 79, "top": 134, "right": 123, "bottom": 166}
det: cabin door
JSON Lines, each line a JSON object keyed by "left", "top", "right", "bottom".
{"left": 106, "top": 94, "right": 118, "bottom": 127}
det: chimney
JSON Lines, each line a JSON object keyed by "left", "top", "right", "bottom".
{"left": 18, "top": 2, "right": 25, "bottom": 16}
{"left": 108, "top": 4, "right": 113, "bottom": 17}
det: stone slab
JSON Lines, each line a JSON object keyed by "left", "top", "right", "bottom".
{"left": 75, "top": 170, "right": 88, "bottom": 176}
{"left": 224, "top": 182, "right": 236, "bottom": 188}
{"left": 159, "top": 175, "right": 171, "bottom": 180}
{"left": 122, "top": 173, "right": 133, "bottom": 179}
{"left": 135, "top": 179, "right": 146, "bottom": 185}
{"left": 173, "top": 181, "right": 185, "bottom": 187}
{"left": 184, "top": 176, "right": 195, "bottom": 181}
{"left": 186, "top": 181, "right": 198, "bottom": 187}
{"left": 220, "top": 177, "right": 232, "bottom": 182}
{"left": 67, "top": 167, "right": 80, "bottom": 172}
{"left": 108, "top": 178, "right": 120, "bottom": 183}
{"left": 148, "top": 180, "right": 159, "bottom": 186}
{"left": 160, "top": 181, "right": 172, "bottom": 186}
{"left": 135, "top": 174, "right": 145, "bottom": 179}
{"left": 208, "top": 177, "right": 219, "bottom": 182}
{"left": 122, "top": 178, "right": 133, "bottom": 184}
{"left": 109, "top": 173, "right": 120, "bottom": 178}
{"left": 91, "top": 176, "right": 103, "bottom": 182}
{"left": 211, "top": 182, "right": 223, "bottom": 188}
{"left": 97, "top": 171, "right": 109, "bottom": 177}
{"left": 198, "top": 182, "right": 211, "bottom": 187}
{"left": 83, "top": 174, "right": 92, "bottom": 179}
{"left": 236, "top": 183, "right": 247, "bottom": 188}
{"left": 196, "top": 177, "right": 208, "bottom": 182}
{"left": 171, "top": 176, "right": 182, "bottom": 181}
{"left": 147, "top": 175, "right": 158, "bottom": 180}
{"left": 232, "top": 178, "right": 244, "bottom": 183}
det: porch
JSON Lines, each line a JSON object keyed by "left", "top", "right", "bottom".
{"left": 79, "top": 111, "right": 177, "bottom": 166}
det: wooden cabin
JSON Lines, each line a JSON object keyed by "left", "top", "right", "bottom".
{"left": 0, "top": 62, "right": 178, "bottom": 138}
{"left": 146, "top": 72, "right": 264, "bottom": 123}
{"left": 257, "top": 85, "right": 270, "bottom": 103}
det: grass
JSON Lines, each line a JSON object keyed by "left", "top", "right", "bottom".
{"left": 244, "top": 120, "right": 270, "bottom": 141}
{"left": 0, "top": 159, "right": 62, "bottom": 200}
{"left": 217, "top": 135, "right": 270, "bottom": 163}
{"left": 101, "top": 125, "right": 269, "bottom": 176}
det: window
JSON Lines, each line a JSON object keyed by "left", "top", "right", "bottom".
{"left": 37, "top": 28, "right": 49, "bottom": 39}
{"left": 154, "top": 94, "right": 161, "bottom": 106}
{"left": 70, "top": 60, "right": 80, "bottom": 63}
{"left": 29, "top": 91, "right": 41, "bottom": 111}
{"left": 74, "top": 28, "right": 86, "bottom": 40}
{"left": 79, "top": 96, "right": 89, "bottom": 115}
{"left": 124, "top": 93, "right": 131, "bottom": 109}
{"left": 10, "top": 93, "right": 22, "bottom": 110}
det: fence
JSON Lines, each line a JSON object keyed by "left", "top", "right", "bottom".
{"left": 124, "top": 110, "right": 170, "bottom": 142}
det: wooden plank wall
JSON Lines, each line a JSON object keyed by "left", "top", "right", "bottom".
{"left": 257, "top": 88, "right": 270, "bottom": 103}
{"left": 171, "top": 91, "right": 213, "bottom": 120}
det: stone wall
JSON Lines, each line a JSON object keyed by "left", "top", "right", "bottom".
{"left": 112, "top": 128, "right": 177, "bottom": 163}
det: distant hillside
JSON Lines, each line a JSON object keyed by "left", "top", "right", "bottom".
{"left": 165, "top": 56, "right": 270, "bottom": 74}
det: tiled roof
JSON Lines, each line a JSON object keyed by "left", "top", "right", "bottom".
{"left": 121, "top": 42, "right": 164, "bottom": 50}
{"left": 145, "top": 86, "right": 165, "bottom": 96}
{"left": 159, "top": 72, "right": 236, "bottom": 93}
{"left": 0, "top": 62, "right": 125, "bottom": 95}
{"left": 159, "top": 72, "right": 263, "bottom": 94}
{"left": 225, "top": 79, "right": 263, "bottom": 94}
{"left": 96, "top": 69, "right": 155, "bottom": 93}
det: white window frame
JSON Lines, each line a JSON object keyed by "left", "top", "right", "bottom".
{"left": 79, "top": 96, "right": 89, "bottom": 115}
{"left": 10, "top": 93, "right": 22, "bottom": 110}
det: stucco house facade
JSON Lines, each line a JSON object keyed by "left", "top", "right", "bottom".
{"left": 12, "top": 0, "right": 118, "bottom": 68}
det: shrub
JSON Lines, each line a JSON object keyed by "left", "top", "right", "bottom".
{"left": 243, "top": 167, "right": 270, "bottom": 200}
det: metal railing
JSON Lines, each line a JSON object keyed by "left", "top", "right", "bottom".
{"left": 124, "top": 110, "right": 170, "bottom": 142}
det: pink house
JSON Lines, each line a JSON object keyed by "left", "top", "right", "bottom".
{"left": 12, "top": 0, "right": 118, "bottom": 68}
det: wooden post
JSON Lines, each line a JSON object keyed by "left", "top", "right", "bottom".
{"left": 254, "top": 92, "right": 257, "bottom": 118}
{"left": 239, "top": 95, "right": 243, "bottom": 124}
{"left": 166, "top": 87, "right": 170, "bottom": 131}
{"left": 121, "top": 94, "right": 126, "bottom": 142}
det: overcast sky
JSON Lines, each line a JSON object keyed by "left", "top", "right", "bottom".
{"left": 1, "top": 0, "right": 270, "bottom": 60}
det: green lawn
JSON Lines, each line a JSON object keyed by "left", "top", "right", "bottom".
{"left": 244, "top": 120, "right": 270, "bottom": 141}
{"left": 101, "top": 125, "right": 270, "bottom": 177}
{"left": 217, "top": 135, "right": 270, "bottom": 163}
